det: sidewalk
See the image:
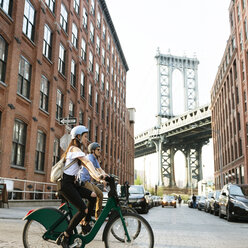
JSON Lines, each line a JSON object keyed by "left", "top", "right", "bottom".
{"left": 0, "top": 205, "right": 59, "bottom": 219}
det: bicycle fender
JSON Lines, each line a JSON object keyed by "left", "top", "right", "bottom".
{"left": 23, "top": 207, "right": 68, "bottom": 232}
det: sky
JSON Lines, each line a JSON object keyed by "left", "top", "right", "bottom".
{"left": 106, "top": 0, "right": 231, "bottom": 187}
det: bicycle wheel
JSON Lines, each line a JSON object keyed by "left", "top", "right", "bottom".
{"left": 104, "top": 212, "right": 154, "bottom": 247}
{"left": 23, "top": 220, "right": 58, "bottom": 248}
{"left": 110, "top": 208, "right": 141, "bottom": 242}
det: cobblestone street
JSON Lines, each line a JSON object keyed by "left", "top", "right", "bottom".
{"left": 0, "top": 204, "right": 248, "bottom": 247}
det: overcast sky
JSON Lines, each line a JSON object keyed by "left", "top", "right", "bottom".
{"left": 106, "top": 0, "right": 231, "bottom": 135}
{"left": 105, "top": 0, "right": 231, "bottom": 186}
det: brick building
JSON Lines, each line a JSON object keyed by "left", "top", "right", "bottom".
{"left": 211, "top": 0, "right": 248, "bottom": 189}
{"left": 0, "top": 0, "right": 135, "bottom": 189}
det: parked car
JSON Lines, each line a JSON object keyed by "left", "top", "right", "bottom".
{"left": 188, "top": 195, "right": 200, "bottom": 208}
{"left": 146, "top": 192, "right": 154, "bottom": 209}
{"left": 197, "top": 196, "right": 206, "bottom": 211}
{"left": 162, "top": 195, "right": 177, "bottom": 208}
{"left": 204, "top": 192, "right": 214, "bottom": 213}
{"left": 219, "top": 184, "right": 248, "bottom": 221}
{"left": 128, "top": 185, "right": 149, "bottom": 214}
{"left": 209, "top": 190, "right": 221, "bottom": 216}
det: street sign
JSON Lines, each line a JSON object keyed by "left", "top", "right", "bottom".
{"left": 60, "top": 117, "right": 77, "bottom": 125}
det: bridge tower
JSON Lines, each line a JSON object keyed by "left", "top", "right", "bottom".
{"left": 154, "top": 49, "right": 202, "bottom": 187}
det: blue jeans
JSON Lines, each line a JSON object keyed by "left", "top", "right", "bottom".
{"left": 193, "top": 201, "right": 197, "bottom": 208}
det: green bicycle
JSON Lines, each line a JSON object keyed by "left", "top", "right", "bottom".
{"left": 22, "top": 176, "right": 154, "bottom": 247}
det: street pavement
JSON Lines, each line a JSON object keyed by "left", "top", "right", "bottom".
{"left": 1, "top": 204, "right": 248, "bottom": 247}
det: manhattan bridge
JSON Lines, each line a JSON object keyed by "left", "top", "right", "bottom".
{"left": 134, "top": 49, "right": 212, "bottom": 191}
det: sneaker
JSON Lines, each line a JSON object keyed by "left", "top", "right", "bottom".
{"left": 80, "top": 223, "right": 92, "bottom": 235}
{"left": 56, "top": 233, "right": 69, "bottom": 248}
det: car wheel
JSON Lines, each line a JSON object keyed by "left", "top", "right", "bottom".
{"left": 219, "top": 207, "right": 224, "bottom": 218}
{"left": 162, "top": 205, "right": 164, "bottom": 208}
{"left": 226, "top": 205, "right": 234, "bottom": 222}
{"left": 198, "top": 208, "right": 201, "bottom": 211}
{"left": 143, "top": 204, "right": 149, "bottom": 214}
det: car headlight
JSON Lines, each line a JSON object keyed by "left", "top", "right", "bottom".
{"left": 137, "top": 197, "right": 145, "bottom": 203}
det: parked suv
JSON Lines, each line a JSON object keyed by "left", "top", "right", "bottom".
{"left": 204, "top": 192, "right": 214, "bottom": 213}
{"left": 128, "top": 185, "right": 149, "bottom": 214}
{"left": 209, "top": 190, "right": 221, "bottom": 216}
{"left": 219, "top": 184, "right": 248, "bottom": 221}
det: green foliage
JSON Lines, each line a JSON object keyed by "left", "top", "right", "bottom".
{"left": 134, "top": 175, "right": 143, "bottom": 185}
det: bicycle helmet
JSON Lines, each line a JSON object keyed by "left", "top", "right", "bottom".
{"left": 88, "top": 142, "right": 100, "bottom": 153}
{"left": 70, "top": 125, "right": 88, "bottom": 139}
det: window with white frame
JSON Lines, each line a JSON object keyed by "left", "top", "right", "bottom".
{"left": 71, "top": 59, "right": 76, "bottom": 87}
{"left": 79, "top": 109, "right": 84, "bottom": 124}
{"left": 81, "top": 38, "right": 86, "bottom": 61}
{"left": 240, "top": 32, "right": 243, "bottom": 50}
{"left": 102, "top": 47, "right": 105, "bottom": 65}
{"left": 56, "top": 89, "right": 63, "bottom": 119}
{"left": 69, "top": 100, "right": 74, "bottom": 117}
{"left": 89, "top": 83, "right": 93, "bottom": 106}
{"left": 43, "top": 24, "right": 52, "bottom": 60}
{"left": 11, "top": 119, "right": 27, "bottom": 167}
{"left": 107, "top": 36, "right": 110, "bottom": 50}
{"left": 1, "top": 0, "right": 13, "bottom": 16}
{"left": 237, "top": 4, "right": 240, "bottom": 21}
{"left": 102, "top": 23, "right": 106, "bottom": 40}
{"left": 17, "top": 56, "right": 31, "bottom": 99}
{"left": 107, "top": 57, "right": 110, "bottom": 73}
{"left": 101, "top": 73, "right": 104, "bottom": 90}
{"left": 35, "top": 130, "right": 46, "bottom": 171}
{"left": 80, "top": 71, "right": 85, "bottom": 98}
{"left": 45, "top": 0, "right": 55, "bottom": 13}
{"left": 40, "top": 75, "right": 49, "bottom": 112}
{"left": 95, "top": 92, "right": 99, "bottom": 113}
{"left": 90, "top": 0, "right": 95, "bottom": 15}
{"left": 23, "top": 0, "right": 35, "bottom": 41}
{"left": 96, "top": 36, "right": 100, "bottom": 55}
{"left": 60, "top": 3, "right": 68, "bottom": 32}
{"left": 112, "top": 46, "right": 114, "bottom": 59}
{"left": 0, "top": 35, "right": 8, "bottom": 83}
{"left": 72, "top": 23, "right": 78, "bottom": 48}
{"left": 83, "top": 8, "right": 88, "bottom": 29}
{"left": 73, "top": 0, "right": 79, "bottom": 14}
{"left": 58, "top": 43, "right": 66, "bottom": 75}
{"left": 88, "top": 117, "right": 92, "bottom": 141}
{"left": 245, "top": 19, "right": 248, "bottom": 40}
{"left": 106, "top": 81, "right": 109, "bottom": 98}
{"left": 97, "top": 11, "right": 101, "bottom": 28}
{"left": 53, "top": 138, "right": 60, "bottom": 165}
{"left": 95, "top": 125, "right": 98, "bottom": 142}
{"left": 89, "top": 51, "right": 93, "bottom": 72}
{"left": 95, "top": 63, "right": 99, "bottom": 82}
{"left": 90, "top": 22, "right": 94, "bottom": 43}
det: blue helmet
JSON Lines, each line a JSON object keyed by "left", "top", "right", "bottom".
{"left": 88, "top": 142, "right": 100, "bottom": 153}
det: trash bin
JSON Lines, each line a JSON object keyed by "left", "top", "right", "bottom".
{"left": 0, "top": 183, "right": 9, "bottom": 208}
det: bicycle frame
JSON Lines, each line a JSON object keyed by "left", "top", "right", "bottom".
{"left": 23, "top": 191, "right": 131, "bottom": 248}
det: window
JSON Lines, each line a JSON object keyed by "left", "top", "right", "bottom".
{"left": 73, "top": 0, "right": 79, "bottom": 14}
{"left": 83, "top": 8, "right": 88, "bottom": 29}
{"left": 17, "top": 56, "right": 31, "bottom": 99}
{"left": 60, "top": 3, "right": 68, "bottom": 32}
{"left": 0, "top": 35, "right": 8, "bottom": 83}
{"left": 11, "top": 119, "right": 27, "bottom": 167}
{"left": 89, "top": 83, "right": 93, "bottom": 106}
{"left": 107, "top": 57, "right": 110, "bottom": 73}
{"left": 102, "top": 47, "right": 105, "bottom": 65}
{"left": 23, "top": 0, "right": 35, "bottom": 41}
{"left": 40, "top": 75, "right": 49, "bottom": 112}
{"left": 90, "top": 0, "right": 95, "bottom": 15}
{"left": 101, "top": 73, "right": 104, "bottom": 90}
{"left": 240, "top": 32, "right": 243, "bottom": 50}
{"left": 79, "top": 110, "right": 84, "bottom": 125}
{"left": 81, "top": 38, "right": 86, "bottom": 61}
{"left": 56, "top": 89, "right": 63, "bottom": 119}
{"left": 0, "top": 0, "right": 13, "bottom": 16}
{"left": 89, "top": 51, "right": 93, "bottom": 72}
{"left": 107, "top": 36, "right": 110, "bottom": 50}
{"left": 95, "top": 125, "right": 98, "bottom": 142}
{"left": 101, "top": 100, "right": 104, "bottom": 119}
{"left": 106, "top": 81, "right": 109, "bottom": 98}
{"left": 102, "top": 24, "right": 106, "bottom": 40}
{"left": 245, "top": 19, "right": 248, "bottom": 40}
{"left": 43, "top": 24, "right": 52, "bottom": 60}
{"left": 237, "top": 4, "right": 240, "bottom": 22}
{"left": 95, "top": 92, "right": 99, "bottom": 113}
{"left": 95, "top": 63, "right": 99, "bottom": 82}
{"left": 53, "top": 138, "right": 60, "bottom": 165}
{"left": 69, "top": 100, "right": 74, "bottom": 117}
{"left": 88, "top": 117, "right": 92, "bottom": 141}
{"left": 58, "top": 43, "right": 66, "bottom": 75}
{"left": 80, "top": 71, "right": 85, "bottom": 98}
{"left": 45, "top": 0, "right": 55, "bottom": 13}
{"left": 35, "top": 130, "right": 46, "bottom": 171}
{"left": 96, "top": 36, "right": 100, "bottom": 55}
{"left": 72, "top": 23, "right": 78, "bottom": 48}
{"left": 97, "top": 12, "right": 101, "bottom": 28}
{"left": 70, "top": 59, "right": 76, "bottom": 87}
{"left": 90, "top": 22, "right": 94, "bottom": 43}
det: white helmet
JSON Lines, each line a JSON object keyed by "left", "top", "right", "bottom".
{"left": 70, "top": 125, "right": 88, "bottom": 139}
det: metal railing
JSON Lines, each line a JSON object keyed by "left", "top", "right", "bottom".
{"left": 0, "top": 177, "right": 57, "bottom": 201}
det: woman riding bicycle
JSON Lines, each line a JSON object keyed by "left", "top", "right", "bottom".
{"left": 57, "top": 125, "right": 107, "bottom": 248}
